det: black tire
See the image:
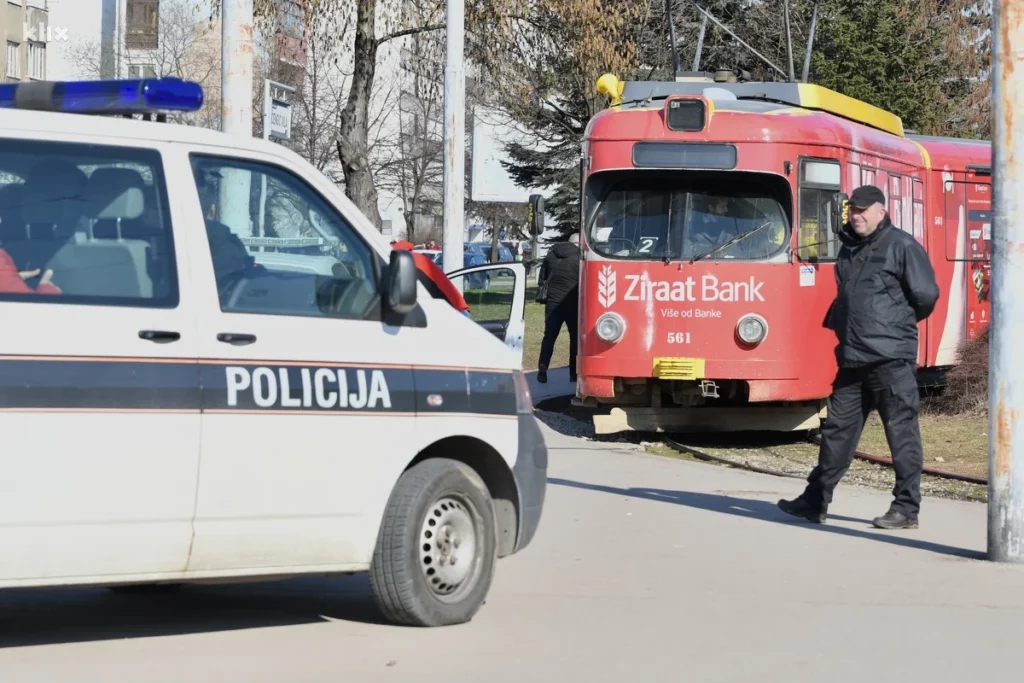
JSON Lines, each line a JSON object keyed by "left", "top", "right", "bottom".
{"left": 369, "top": 458, "right": 497, "bottom": 627}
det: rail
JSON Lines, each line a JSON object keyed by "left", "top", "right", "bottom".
{"left": 663, "top": 435, "right": 988, "bottom": 487}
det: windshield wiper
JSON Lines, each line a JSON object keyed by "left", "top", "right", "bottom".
{"left": 689, "top": 220, "right": 772, "bottom": 264}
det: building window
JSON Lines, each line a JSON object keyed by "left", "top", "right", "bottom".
{"left": 6, "top": 42, "right": 18, "bottom": 79}
{"left": 27, "top": 42, "right": 44, "bottom": 80}
{"left": 280, "top": 0, "right": 304, "bottom": 38}
{"left": 129, "top": 64, "right": 157, "bottom": 78}
{"left": 797, "top": 158, "right": 843, "bottom": 262}
{"left": 126, "top": 0, "right": 160, "bottom": 50}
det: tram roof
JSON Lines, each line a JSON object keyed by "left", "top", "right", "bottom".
{"left": 606, "top": 75, "right": 905, "bottom": 138}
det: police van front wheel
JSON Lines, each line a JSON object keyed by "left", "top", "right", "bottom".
{"left": 369, "top": 458, "right": 497, "bottom": 627}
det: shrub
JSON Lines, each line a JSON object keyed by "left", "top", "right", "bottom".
{"left": 925, "top": 328, "right": 989, "bottom": 416}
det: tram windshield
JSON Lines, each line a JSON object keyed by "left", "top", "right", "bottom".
{"left": 586, "top": 172, "right": 791, "bottom": 261}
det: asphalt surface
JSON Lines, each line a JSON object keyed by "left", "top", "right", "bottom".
{"left": 2, "top": 388, "right": 1023, "bottom": 681}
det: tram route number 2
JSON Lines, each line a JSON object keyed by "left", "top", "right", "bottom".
{"left": 637, "top": 236, "right": 658, "bottom": 254}
{"left": 667, "top": 332, "right": 692, "bottom": 344}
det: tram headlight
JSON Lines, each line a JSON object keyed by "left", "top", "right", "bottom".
{"left": 736, "top": 313, "right": 768, "bottom": 346}
{"left": 596, "top": 312, "right": 627, "bottom": 343}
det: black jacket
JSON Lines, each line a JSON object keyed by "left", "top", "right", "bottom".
{"left": 540, "top": 241, "right": 580, "bottom": 309}
{"left": 824, "top": 216, "right": 939, "bottom": 367}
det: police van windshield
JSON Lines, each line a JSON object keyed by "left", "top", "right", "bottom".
{"left": 586, "top": 171, "right": 791, "bottom": 261}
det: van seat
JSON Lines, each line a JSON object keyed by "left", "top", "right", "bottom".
{"left": 45, "top": 244, "right": 146, "bottom": 298}
{"left": 3, "top": 162, "right": 88, "bottom": 272}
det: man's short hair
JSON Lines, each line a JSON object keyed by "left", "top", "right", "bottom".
{"left": 568, "top": 232, "right": 580, "bottom": 245}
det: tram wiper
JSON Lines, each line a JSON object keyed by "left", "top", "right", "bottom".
{"left": 689, "top": 220, "right": 772, "bottom": 264}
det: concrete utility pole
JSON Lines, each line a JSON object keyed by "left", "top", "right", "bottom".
{"left": 989, "top": 0, "right": 1024, "bottom": 563}
{"left": 221, "top": 0, "right": 254, "bottom": 136}
{"left": 442, "top": 0, "right": 465, "bottom": 276}
{"left": 219, "top": 0, "right": 255, "bottom": 238}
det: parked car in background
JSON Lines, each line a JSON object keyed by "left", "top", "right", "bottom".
{"left": 431, "top": 250, "right": 491, "bottom": 289}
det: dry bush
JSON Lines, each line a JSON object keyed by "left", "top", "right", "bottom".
{"left": 924, "top": 329, "right": 989, "bottom": 416}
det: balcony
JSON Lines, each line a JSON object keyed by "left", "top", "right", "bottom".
{"left": 125, "top": 0, "right": 160, "bottom": 50}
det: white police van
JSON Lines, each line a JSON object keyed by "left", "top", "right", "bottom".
{"left": 0, "top": 78, "right": 546, "bottom": 627}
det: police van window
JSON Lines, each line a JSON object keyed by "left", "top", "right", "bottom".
{"left": 189, "top": 155, "right": 379, "bottom": 321}
{"left": 797, "top": 159, "right": 842, "bottom": 262}
{"left": 0, "top": 139, "right": 178, "bottom": 307}
{"left": 586, "top": 170, "right": 790, "bottom": 261}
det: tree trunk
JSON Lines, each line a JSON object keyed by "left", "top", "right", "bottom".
{"left": 337, "top": 0, "right": 383, "bottom": 229}
{"left": 490, "top": 222, "right": 500, "bottom": 262}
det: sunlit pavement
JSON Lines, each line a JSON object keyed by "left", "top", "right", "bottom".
{"left": 1, "top": 394, "right": 1022, "bottom": 682}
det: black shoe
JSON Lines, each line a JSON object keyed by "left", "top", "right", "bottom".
{"left": 777, "top": 498, "right": 826, "bottom": 524}
{"left": 872, "top": 510, "right": 918, "bottom": 530}
{"left": 537, "top": 370, "right": 547, "bottom": 384}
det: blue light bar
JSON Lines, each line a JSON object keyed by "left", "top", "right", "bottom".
{"left": 0, "top": 78, "right": 204, "bottom": 115}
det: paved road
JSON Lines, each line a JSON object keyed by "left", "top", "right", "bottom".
{"left": 2, "top": 417, "right": 1024, "bottom": 682}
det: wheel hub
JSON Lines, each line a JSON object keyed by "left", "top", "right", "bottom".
{"left": 420, "top": 496, "right": 477, "bottom": 597}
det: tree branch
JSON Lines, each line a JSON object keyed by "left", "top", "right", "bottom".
{"left": 376, "top": 23, "right": 446, "bottom": 47}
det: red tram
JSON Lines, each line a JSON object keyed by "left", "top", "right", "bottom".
{"left": 571, "top": 71, "right": 992, "bottom": 434}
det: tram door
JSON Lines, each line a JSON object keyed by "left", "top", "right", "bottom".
{"left": 963, "top": 167, "right": 991, "bottom": 342}
{"left": 941, "top": 168, "right": 992, "bottom": 363}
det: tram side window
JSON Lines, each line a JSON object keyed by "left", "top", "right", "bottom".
{"left": 889, "top": 174, "right": 905, "bottom": 231}
{"left": 912, "top": 179, "right": 925, "bottom": 242}
{"left": 797, "top": 159, "right": 842, "bottom": 262}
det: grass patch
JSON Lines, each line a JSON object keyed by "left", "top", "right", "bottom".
{"left": 858, "top": 412, "right": 988, "bottom": 479}
{"left": 460, "top": 280, "right": 570, "bottom": 372}
{"left": 522, "top": 286, "right": 570, "bottom": 372}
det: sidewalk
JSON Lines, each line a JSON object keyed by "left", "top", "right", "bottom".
{"left": 524, "top": 367, "right": 576, "bottom": 405}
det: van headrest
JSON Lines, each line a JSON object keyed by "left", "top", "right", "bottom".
{"left": 87, "top": 168, "right": 146, "bottom": 221}
{"left": 20, "top": 160, "right": 89, "bottom": 225}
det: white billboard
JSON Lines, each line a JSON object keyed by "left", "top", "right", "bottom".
{"left": 471, "top": 106, "right": 557, "bottom": 204}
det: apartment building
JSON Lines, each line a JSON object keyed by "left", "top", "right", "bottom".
{"left": 4, "top": 0, "right": 48, "bottom": 82}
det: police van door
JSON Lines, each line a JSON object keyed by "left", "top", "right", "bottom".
{"left": 177, "top": 151, "right": 421, "bottom": 572}
{"left": 446, "top": 262, "right": 527, "bottom": 368}
{"left": 0, "top": 136, "right": 202, "bottom": 582}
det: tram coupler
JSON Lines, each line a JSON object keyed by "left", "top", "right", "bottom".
{"left": 700, "top": 380, "right": 720, "bottom": 399}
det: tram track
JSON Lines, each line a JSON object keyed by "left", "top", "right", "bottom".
{"left": 533, "top": 395, "right": 989, "bottom": 489}
{"left": 663, "top": 434, "right": 989, "bottom": 487}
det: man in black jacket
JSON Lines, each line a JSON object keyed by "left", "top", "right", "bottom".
{"left": 536, "top": 233, "right": 580, "bottom": 383}
{"left": 778, "top": 185, "right": 940, "bottom": 530}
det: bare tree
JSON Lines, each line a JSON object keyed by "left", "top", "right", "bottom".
{"left": 66, "top": 0, "right": 222, "bottom": 129}
{"left": 251, "top": 3, "right": 353, "bottom": 173}
{"left": 373, "top": 0, "right": 446, "bottom": 244}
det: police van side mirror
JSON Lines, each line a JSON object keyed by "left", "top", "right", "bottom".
{"left": 528, "top": 194, "right": 545, "bottom": 236}
{"left": 830, "top": 192, "right": 849, "bottom": 235}
{"left": 388, "top": 250, "right": 418, "bottom": 315}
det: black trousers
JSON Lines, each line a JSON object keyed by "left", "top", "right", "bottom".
{"left": 538, "top": 299, "right": 578, "bottom": 377}
{"left": 800, "top": 359, "right": 924, "bottom": 517}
